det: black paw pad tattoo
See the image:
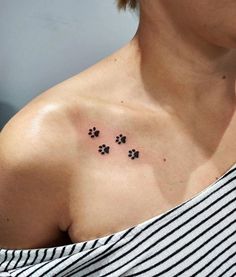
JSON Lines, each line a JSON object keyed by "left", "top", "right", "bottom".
{"left": 88, "top": 127, "right": 100, "bottom": 138}
{"left": 115, "top": 134, "right": 126, "bottom": 144}
{"left": 98, "top": 144, "right": 110, "bottom": 155}
{"left": 128, "top": 149, "right": 139, "bottom": 159}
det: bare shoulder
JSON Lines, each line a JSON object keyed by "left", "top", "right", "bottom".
{"left": 0, "top": 98, "right": 78, "bottom": 249}
{"left": 0, "top": 43, "right": 135, "bottom": 248}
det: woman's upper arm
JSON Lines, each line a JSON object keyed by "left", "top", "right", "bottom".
{"left": 0, "top": 105, "right": 73, "bottom": 249}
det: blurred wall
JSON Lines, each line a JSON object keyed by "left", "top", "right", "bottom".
{"left": 0, "top": 0, "right": 138, "bottom": 129}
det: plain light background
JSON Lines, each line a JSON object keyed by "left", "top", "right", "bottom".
{"left": 0, "top": 0, "right": 138, "bottom": 129}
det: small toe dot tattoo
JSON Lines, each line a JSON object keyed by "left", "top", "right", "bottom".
{"left": 88, "top": 127, "right": 100, "bottom": 138}
{"left": 98, "top": 144, "right": 110, "bottom": 155}
{"left": 128, "top": 149, "right": 139, "bottom": 159}
{"left": 115, "top": 134, "right": 126, "bottom": 144}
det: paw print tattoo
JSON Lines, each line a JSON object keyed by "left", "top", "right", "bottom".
{"left": 88, "top": 127, "right": 100, "bottom": 138}
{"left": 87, "top": 126, "right": 140, "bottom": 159}
{"left": 98, "top": 144, "right": 110, "bottom": 155}
{"left": 115, "top": 134, "right": 126, "bottom": 144}
{"left": 128, "top": 149, "right": 139, "bottom": 159}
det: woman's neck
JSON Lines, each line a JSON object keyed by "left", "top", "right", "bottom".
{"left": 129, "top": 10, "right": 236, "bottom": 113}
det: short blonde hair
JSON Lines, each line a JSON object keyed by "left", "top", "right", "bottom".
{"left": 117, "top": 0, "right": 138, "bottom": 10}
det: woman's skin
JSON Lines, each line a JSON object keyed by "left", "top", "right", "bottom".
{"left": 0, "top": 0, "right": 236, "bottom": 249}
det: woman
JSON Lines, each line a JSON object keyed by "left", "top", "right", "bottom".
{"left": 0, "top": 0, "right": 236, "bottom": 275}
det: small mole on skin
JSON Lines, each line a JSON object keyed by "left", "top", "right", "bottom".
{"left": 215, "top": 176, "right": 218, "bottom": 180}
{"left": 114, "top": 58, "right": 117, "bottom": 62}
{"left": 121, "top": 100, "right": 124, "bottom": 103}
{"left": 222, "top": 75, "right": 226, "bottom": 79}
{"left": 163, "top": 158, "right": 166, "bottom": 162}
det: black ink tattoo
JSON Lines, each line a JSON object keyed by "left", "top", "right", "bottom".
{"left": 128, "top": 149, "right": 139, "bottom": 159}
{"left": 115, "top": 134, "right": 126, "bottom": 144}
{"left": 98, "top": 144, "right": 110, "bottom": 155}
{"left": 88, "top": 127, "right": 100, "bottom": 138}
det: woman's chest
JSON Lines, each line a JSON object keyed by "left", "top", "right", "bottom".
{"left": 66, "top": 126, "right": 236, "bottom": 243}
{"left": 65, "top": 108, "right": 236, "bottom": 242}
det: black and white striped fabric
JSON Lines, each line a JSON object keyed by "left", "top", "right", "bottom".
{"left": 1, "top": 163, "right": 236, "bottom": 276}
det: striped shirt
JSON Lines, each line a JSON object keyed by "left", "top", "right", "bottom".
{"left": 0, "top": 163, "right": 236, "bottom": 276}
